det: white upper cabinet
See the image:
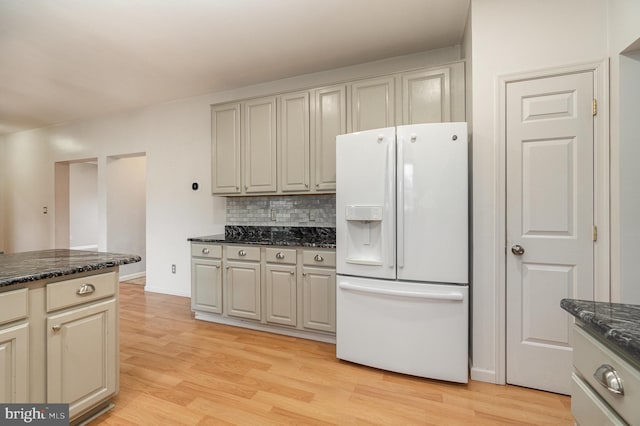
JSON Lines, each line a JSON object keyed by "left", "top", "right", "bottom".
{"left": 312, "top": 84, "right": 346, "bottom": 192}
{"left": 348, "top": 76, "right": 396, "bottom": 132}
{"left": 211, "top": 103, "right": 241, "bottom": 194}
{"left": 243, "top": 96, "right": 277, "bottom": 193}
{"left": 400, "top": 62, "right": 465, "bottom": 124}
{"left": 278, "top": 91, "right": 310, "bottom": 192}
{"left": 210, "top": 61, "right": 465, "bottom": 196}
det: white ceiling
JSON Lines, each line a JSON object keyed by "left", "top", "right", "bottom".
{"left": 0, "top": 0, "right": 470, "bottom": 135}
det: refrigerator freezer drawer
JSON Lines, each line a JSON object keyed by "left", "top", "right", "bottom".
{"left": 336, "top": 275, "right": 468, "bottom": 383}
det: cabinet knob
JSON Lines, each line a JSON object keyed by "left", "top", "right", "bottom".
{"left": 290, "top": 271, "right": 295, "bottom": 275}
{"left": 202, "top": 248, "right": 210, "bottom": 255}
{"left": 52, "top": 325, "right": 61, "bottom": 332}
{"left": 276, "top": 252, "right": 285, "bottom": 259}
{"left": 314, "top": 254, "right": 324, "bottom": 262}
{"left": 238, "top": 250, "right": 247, "bottom": 256}
{"left": 76, "top": 283, "right": 96, "bottom": 296}
{"left": 305, "top": 183, "right": 309, "bottom": 188}
{"left": 244, "top": 185, "right": 248, "bottom": 190}
{"left": 302, "top": 273, "right": 307, "bottom": 277}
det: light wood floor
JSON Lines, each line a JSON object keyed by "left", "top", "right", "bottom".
{"left": 92, "top": 281, "right": 573, "bottom": 425}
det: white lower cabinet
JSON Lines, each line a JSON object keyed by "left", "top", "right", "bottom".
{"left": 47, "top": 299, "right": 117, "bottom": 418}
{"left": 0, "top": 270, "right": 119, "bottom": 422}
{"left": 0, "top": 323, "right": 29, "bottom": 403}
{"left": 265, "top": 264, "right": 297, "bottom": 327}
{"left": 0, "top": 287, "right": 29, "bottom": 403}
{"left": 225, "top": 260, "right": 262, "bottom": 321}
{"left": 191, "top": 243, "right": 336, "bottom": 340}
{"left": 302, "top": 267, "right": 336, "bottom": 333}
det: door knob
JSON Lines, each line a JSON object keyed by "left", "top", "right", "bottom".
{"left": 511, "top": 245, "right": 525, "bottom": 256}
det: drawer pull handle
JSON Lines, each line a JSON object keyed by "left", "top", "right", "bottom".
{"left": 593, "top": 364, "right": 624, "bottom": 395}
{"left": 202, "top": 248, "right": 210, "bottom": 254}
{"left": 51, "top": 325, "right": 61, "bottom": 332}
{"left": 238, "top": 250, "right": 247, "bottom": 257}
{"left": 276, "top": 252, "right": 285, "bottom": 259}
{"left": 314, "top": 254, "right": 324, "bottom": 262}
{"left": 76, "top": 283, "right": 96, "bottom": 296}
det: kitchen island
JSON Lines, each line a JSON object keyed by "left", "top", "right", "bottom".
{"left": 561, "top": 298, "right": 640, "bottom": 425}
{"left": 0, "top": 249, "right": 140, "bottom": 424}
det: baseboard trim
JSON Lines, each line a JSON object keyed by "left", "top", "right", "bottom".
{"left": 470, "top": 367, "right": 500, "bottom": 384}
{"left": 143, "top": 285, "right": 190, "bottom": 298}
{"left": 119, "top": 271, "right": 146, "bottom": 282}
{"left": 195, "top": 311, "right": 337, "bottom": 344}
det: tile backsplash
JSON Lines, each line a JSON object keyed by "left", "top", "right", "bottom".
{"left": 226, "top": 195, "right": 336, "bottom": 227}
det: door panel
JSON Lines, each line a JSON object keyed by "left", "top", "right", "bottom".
{"left": 244, "top": 97, "right": 277, "bottom": 193}
{"left": 401, "top": 68, "right": 451, "bottom": 124}
{"left": 396, "top": 123, "right": 468, "bottom": 284}
{"left": 335, "top": 127, "right": 396, "bottom": 279}
{"left": 211, "top": 103, "right": 241, "bottom": 194}
{"left": 349, "top": 76, "right": 395, "bottom": 132}
{"left": 313, "top": 85, "right": 346, "bottom": 191}
{"left": 506, "top": 71, "right": 594, "bottom": 395}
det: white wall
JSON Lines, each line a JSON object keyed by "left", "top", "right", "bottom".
{"left": 1, "top": 47, "right": 461, "bottom": 297}
{"left": 470, "top": 0, "right": 608, "bottom": 383}
{"left": 107, "top": 155, "right": 146, "bottom": 278}
{"left": 0, "top": 135, "right": 5, "bottom": 253}
{"left": 606, "top": 0, "right": 640, "bottom": 303}
{"left": 69, "top": 162, "right": 98, "bottom": 249}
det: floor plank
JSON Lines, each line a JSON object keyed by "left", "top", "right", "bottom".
{"left": 90, "top": 281, "right": 574, "bottom": 425}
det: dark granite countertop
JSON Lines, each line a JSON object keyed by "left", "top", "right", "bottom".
{"left": 0, "top": 249, "right": 141, "bottom": 289}
{"left": 561, "top": 298, "right": 640, "bottom": 366}
{"left": 189, "top": 226, "right": 336, "bottom": 249}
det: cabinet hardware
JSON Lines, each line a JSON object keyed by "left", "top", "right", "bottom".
{"left": 202, "top": 248, "right": 210, "bottom": 254}
{"left": 238, "top": 250, "right": 247, "bottom": 256}
{"left": 593, "top": 364, "right": 624, "bottom": 395}
{"left": 276, "top": 252, "right": 285, "bottom": 259}
{"left": 51, "top": 325, "right": 61, "bottom": 332}
{"left": 290, "top": 271, "right": 295, "bottom": 275}
{"left": 314, "top": 254, "right": 324, "bottom": 262}
{"left": 76, "top": 283, "right": 96, "bottom": 296}
{"left": 302, "top": 272, "right": 307, "bottom": 276}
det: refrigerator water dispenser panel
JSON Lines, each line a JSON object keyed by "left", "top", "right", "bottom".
{"left": 345, "top": 206, "right": 383, "bottom": 221}
{"left": 345, "top": 205, "right": 384, "bottom": 266}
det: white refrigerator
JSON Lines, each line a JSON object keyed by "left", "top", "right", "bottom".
{"left": 336, "top": 122, "right": 468, "bottom": 383}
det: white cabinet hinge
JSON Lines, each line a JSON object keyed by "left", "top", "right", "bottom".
{"left": 593, "top": 98, "right": 597, "bottom": 116}
{"left": 593, "top": 225, "right": 598, "bottom": 242}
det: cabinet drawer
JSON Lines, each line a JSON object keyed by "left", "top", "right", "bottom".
{"left": 191, "top": 243, "right": 222, "bottom": 258}
{"left": 226, "top": 245, "right": 261, "bottom": 261}
{"left": 302, "top": 249, "right": 336, "bottom": 267}
{"left": 47, "top": 272, "right": 117, "bottom": 312}
{"left": 571, "top": 373, "right": 626, "bottom": 426}
{"left": 0, "top": 288, "right": 28, "bottom": 326}
{"left": 266, "top": 248, "right": 297, "bottom": 264}
{"left": 573, "top": 325, "right": 640, "bottom": 424}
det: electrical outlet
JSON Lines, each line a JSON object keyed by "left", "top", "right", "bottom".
{"left": 171, "top": 264, "right": 176, "bottom": 274}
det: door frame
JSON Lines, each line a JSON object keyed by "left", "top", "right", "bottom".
{"left": 495, "top": 60, "right": 610, "bottom": 384}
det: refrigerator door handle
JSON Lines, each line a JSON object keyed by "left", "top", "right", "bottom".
{"left": 338, "top": 281, "right": 464, "bottom": 301}
{"left": 397, "top": 137, "right": 404, "bottom": 269}
{"left": 386, "top": 140, "right": 395, "bottom": 268}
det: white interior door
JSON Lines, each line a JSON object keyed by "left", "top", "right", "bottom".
{"left": 506, "top": 71, "right": 594, "bottom": 395}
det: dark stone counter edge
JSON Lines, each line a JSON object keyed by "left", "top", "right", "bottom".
{"left": 561, "top": 298, "right": 640, "bottom": 366}
{"left": 0, "top": 255, "right": 142, "bottom": 288}
{"left": 188, "top": 235, "right": 336, "bottom": 249}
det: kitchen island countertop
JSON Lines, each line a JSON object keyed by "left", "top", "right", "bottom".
{"left": 0, "top": 249, "right": 141, "bottom": 289}
{"left": 561, "top": 298, "right": 640, "bottom": 366}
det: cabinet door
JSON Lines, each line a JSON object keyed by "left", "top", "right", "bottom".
{"left": 191, "top": 258, "right": 223, "bottom": 314}
{"left": 348, "top": 76, "right": 395, "bottom": 132}
{"left": 212, "top": 102, "right": 241, "bottom": 194}
{"left": 313, "top": 85, "right": 346, "bottom": 192}
{"left": 279, "top": 91, "right": 310, "bottom": 192}
{"left": 244, "top": 96, "right": 277, "bottom": 193}
{"left": 401, "top": 67, "right": 452, "bottom": 124}
{"left": 302, "top": 267, "right": 336, "bottom": 332}
{"left": 265, "top": 264, "right": 297, "bottom": 326}
{"left": 47, "top": 299, "right": 117, "bottom": 419}
{"left": 0, "top": 322, "right": 29, "bottom": 403}
{"left": 225, "top": 261, "right": 261, "bottom": 320}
